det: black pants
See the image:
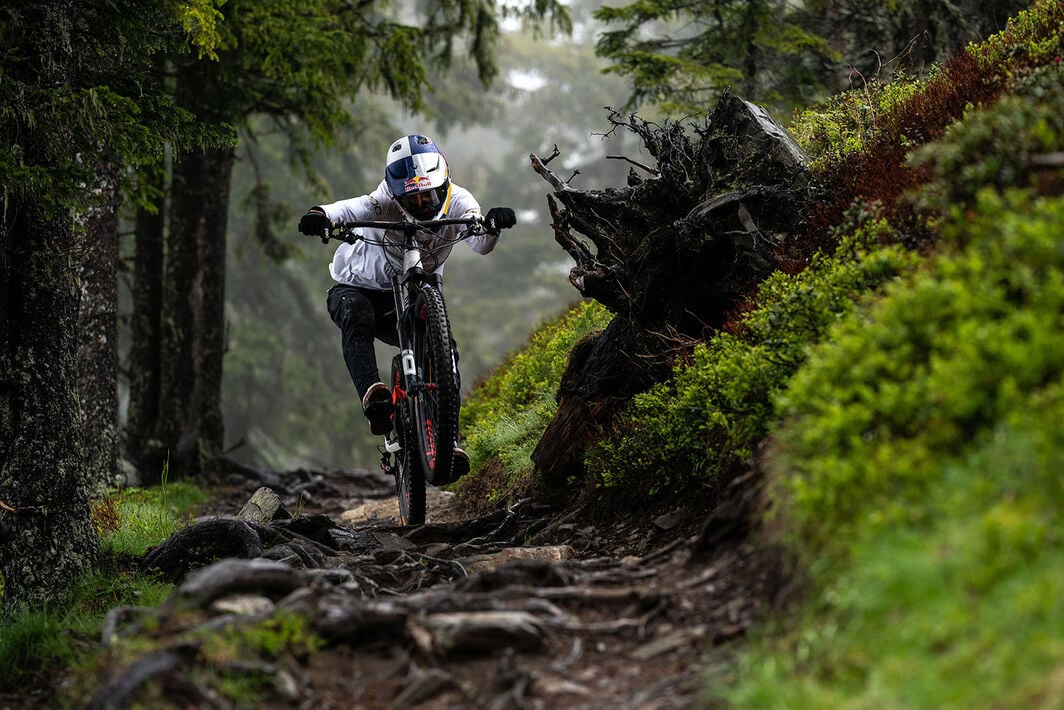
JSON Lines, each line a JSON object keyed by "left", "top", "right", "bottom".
{"left": 327, "top": 284, "right": 399, "bottom": 400}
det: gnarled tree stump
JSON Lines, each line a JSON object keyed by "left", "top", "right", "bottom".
{"left": 530, "top": 93, "right": 811, "bottom": 487}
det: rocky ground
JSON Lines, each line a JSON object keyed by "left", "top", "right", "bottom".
{"left": 39, "top": 465, "right": 784, "bottom": 709}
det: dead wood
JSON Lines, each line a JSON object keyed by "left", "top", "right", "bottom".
{"left": 236, "top": 486, "right": 291, "bottom": 524}
{"left": 410, "top": 610, "right": 550, "bottom": 655}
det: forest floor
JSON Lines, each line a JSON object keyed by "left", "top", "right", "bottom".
{"left": 199, "top": 465, "right": 783, "bottom": 709}
{"left": 14, "top": 465, "right": 788, "bottom": 709}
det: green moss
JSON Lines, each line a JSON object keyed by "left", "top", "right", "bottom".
{"left": 190, "top": 611, "right": 324, "bottom": 705}
{"left": 460, "top": 299, "right": 611, "bottom": 493}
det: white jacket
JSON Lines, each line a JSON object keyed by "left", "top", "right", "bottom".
{"left": 319, "top": 180, "right": 498, "bottom": 290}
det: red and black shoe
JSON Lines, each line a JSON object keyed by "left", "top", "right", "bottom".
{"left": 361, "top": 382, "right": 393, "bottom": 436}
{"left": 452, "top": 446, "right": 471, "bottom": 480}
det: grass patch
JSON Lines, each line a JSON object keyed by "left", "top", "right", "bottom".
{"left": 0, "top": 479, "right": 208, "bottom": 694}
{"left": 97, "top": 480, "right": 209, "bottom": 557}
{"left": 725, "top": 394, "right": 1064, "bottom": 707}
{"left": 458, "top": 299, "right": 612, "bottom": 504}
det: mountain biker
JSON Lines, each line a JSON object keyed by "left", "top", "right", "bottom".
{"left": 297, "top": 134, "right": 516, "bottom": 477}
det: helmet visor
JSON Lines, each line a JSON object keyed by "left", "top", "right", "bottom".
{"left": 397, "top": 182, "right": 449, "bottom": 220}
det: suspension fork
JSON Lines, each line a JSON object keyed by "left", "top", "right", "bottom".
{"left": 393, "top": 229, "right": 423, "bottom": 382}
{"left": 393, "top": 279, "right": 417, "bottom": 382}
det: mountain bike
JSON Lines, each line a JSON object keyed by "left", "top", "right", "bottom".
{"left": 319, "top": 216, "right": 491, "bottom": 525}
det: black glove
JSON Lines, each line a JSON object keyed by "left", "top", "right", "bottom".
{"left": 484, "top": 207, "right": 516, "bottom": 233}
{"left": 298, "top": 208, "right": 330, "bottom": 237}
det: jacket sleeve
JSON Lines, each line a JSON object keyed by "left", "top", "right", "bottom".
{"left": 467, "top": 229, "right": 500, "bottom": 255}
{"left": 318, "top": 181, "right": 398, "bottom": 222}
{"left": 450, "top": 185, "right": 499, "bottom": 255}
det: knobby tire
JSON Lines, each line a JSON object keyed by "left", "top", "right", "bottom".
{"left": 392, "top": 358, "right": 426, "bottom": 526}
{"left": 411, "top": 286, "right": 459, "bottom": 489}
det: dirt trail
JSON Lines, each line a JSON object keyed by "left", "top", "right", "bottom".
{"left": 84, "top": 467, "right": 778, "bottom": 709}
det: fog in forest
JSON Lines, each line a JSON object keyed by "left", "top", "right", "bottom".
{"left": 219, "top": 2, "right": 637, "bottom": 471}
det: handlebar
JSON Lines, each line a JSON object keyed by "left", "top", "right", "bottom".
{"left": 338, "top": 217, "right": 484, "bottom": 231}
{"left": 322, "top": 216, "right": 486, "bottom": 245}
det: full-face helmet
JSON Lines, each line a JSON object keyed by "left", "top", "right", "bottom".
{"left": 384, "top": 135, "right": 452, "bottom": 221}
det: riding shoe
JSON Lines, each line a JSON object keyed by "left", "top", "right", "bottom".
{"left": 452, "top": 446, "right": 471, "bottom": 480}
{"left": 362, "top": 382, "right": 393, "bottom": 435}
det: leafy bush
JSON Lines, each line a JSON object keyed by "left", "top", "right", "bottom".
{"left": 972, "top": 0, "right": 1064, "bottom": 76}
{"left": 587, "top": 217, "right": 918, "bottom": 495}
{"left": 727, "top": 392, "right": 1064, "bottom": 707}
{"left": 908, "top": 62, "right": 1064, "bottom": 213}
{"left": 460, "top": 299, "right": 612, "bottom": 486}
{"left": 721, "top": 13, "right": 1064, "bottom": 702}
{"left": 789, "top": 0, "right": 1063, "bottom": 259}
{"left": 773, "top": 190, "right": 1064, "bottom": 553}
{"left": 788, "top": 76, "right": 922, "bottom": 169}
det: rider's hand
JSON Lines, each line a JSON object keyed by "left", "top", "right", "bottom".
{"left": 298, "top": 208, "right": 330, "bottom": 237}
{"left": 485, "top": 207, "right": 516, "bottom": 234}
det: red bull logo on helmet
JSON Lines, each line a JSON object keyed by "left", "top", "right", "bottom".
{"left": 403, "top": 175, "right": 431, "bottom": 193}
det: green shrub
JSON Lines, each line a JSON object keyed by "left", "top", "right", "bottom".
{"left": 789, "top": 0, "right": 1064, "bottom": 261}
{"left": 773, "top": 189, "right": 1064, "bottom": 554}
{"left": 789, "top": 76, "right": 923, "bottom": 169}
{"left": 972, "top": 0, "right": 1064, "bottom": 77}
{"left": 587, "top": 218, "right": 918, "bottom": 495}
{"left": 726, "top": 384, "right": 1064, "bottom": 709}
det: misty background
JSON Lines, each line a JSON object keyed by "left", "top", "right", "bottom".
{"left": 216, "top": 1, "right": 638, "bottom": 471}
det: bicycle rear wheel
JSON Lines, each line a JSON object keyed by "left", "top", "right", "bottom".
{"left": 411, "top": 285, "right": 459, "bottom": 487}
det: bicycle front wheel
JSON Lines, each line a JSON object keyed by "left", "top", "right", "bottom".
{"left": 391, "top": 356, "right": 425, "bottom": 526}
{"left": 411, "top": 285, "right": 459, "bottom": 487}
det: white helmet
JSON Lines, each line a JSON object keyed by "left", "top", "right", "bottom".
{"left": 384, "top": 135, "right": 452, "bottom": 220}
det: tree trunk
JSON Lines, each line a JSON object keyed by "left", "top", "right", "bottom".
{"left": 155, "top": 145, "right": 235, "bottom": 479}
{"left": 0, "top": 205, "right": 101, "bottom": 616}
{"left": 127, "top": 173, "right": 166, "bottom": 479}
{"left": 0, "top": 0, "right": 101, "bottom": 617}
{"left": 77, "top": 160, "right": 121, "bottom": 493}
